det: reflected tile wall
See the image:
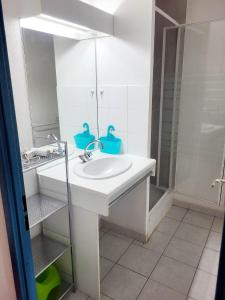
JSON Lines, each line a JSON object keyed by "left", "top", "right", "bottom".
{"left": 58, "top": 85, "right": 150, "bottom": 157}
{"left": 98, "top": 85, "right": 149, "bottom": 156}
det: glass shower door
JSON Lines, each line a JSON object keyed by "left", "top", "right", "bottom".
{"left": 164, "top": 19, "right": 225, "bottom": 207}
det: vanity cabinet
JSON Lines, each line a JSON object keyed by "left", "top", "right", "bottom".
{"left": 38, "top": 152, "right": 156, "bottom": 299}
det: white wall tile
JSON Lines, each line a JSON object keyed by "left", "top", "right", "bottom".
{"left": 98, "top": 108, "right": 110, "bottom": 132}
{"left": 57, "top": 86, "right": 97, "bottom": 143}
{"left": 108, "top": 108, "right": 127, "bottom": 133}
{"left": 98, "top": 86, "right": 127, "bottom": 110}
{"left": 128, "top": 133, "right": 148, "bottom": 157}
{"left": 127, "top": 86, "right": 150, "bottom": 156}
{"left": 98, "top": 86, "right": 128, "bottom": 147}
{"left": 128, "top": 108, "right": 148, "bottom": 134}
{"left": 127, "top": 86, "right": 149, "bottom": 110}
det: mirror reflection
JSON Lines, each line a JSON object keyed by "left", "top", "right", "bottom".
{"left": 22, "top": 28, "right": 98, "bottom": 147}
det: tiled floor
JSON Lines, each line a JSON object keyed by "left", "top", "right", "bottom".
{"left": 66, "top": 206, "right": 223, "bottom": 300}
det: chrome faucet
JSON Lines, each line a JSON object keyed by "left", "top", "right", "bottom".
{"left": 47, "top": 134, "right": 64, "bottom": 155}
{"left": 79, "top": 139, "right": 104, "bottom": 163}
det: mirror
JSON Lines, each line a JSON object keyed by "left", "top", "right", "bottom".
{"left": 22, "top": 28, "right": 98, "bottom": 147}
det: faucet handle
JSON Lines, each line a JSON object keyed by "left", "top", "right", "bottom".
{"left": 86, "top": 151, "right": 92, "bottom": 158}
{"left": 47, "top": 133, "right": 58, "bottom": 141}
{"left": 211, "top": 178, "right": 225, "bottom": 188}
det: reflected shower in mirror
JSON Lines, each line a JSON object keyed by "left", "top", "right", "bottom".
{"left": 21, "top": 28, "right": 98, "bottom": 148}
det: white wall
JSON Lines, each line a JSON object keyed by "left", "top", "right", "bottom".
{"left": 2, "top": 0, "right": 33, "bottom": 152}
{"left": 96, "top": 0, "right": 154, "bottom": 157}
{"left": 2, "top": 0, "right": 38, "bottom": 200}
{"left": 56, "top": 0, "right": 155, "bottom": 157}
{"left": 186, "top": 0, "right": 225, "bottom": 23}
{"left": 80, "top": 0, "right": 123, "bottom": 14}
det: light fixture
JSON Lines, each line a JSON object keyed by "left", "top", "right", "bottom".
{"left": 20, "top": 0, "right": 114, "bottom": 40}
{"left": 20, "top": 14, "right": 108, "bottom": 40}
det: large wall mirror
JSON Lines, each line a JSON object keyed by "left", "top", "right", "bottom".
{"left": 22, "top": 28, "right": 98, "bottom": 147}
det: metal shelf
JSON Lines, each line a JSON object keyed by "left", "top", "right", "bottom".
{"left": 32, "top": 235, "right": 71, "bottom": 278}
{"left": 48, "top": 280, "right": 74, "bottom": 300}
{"left": 22, "top": 152, "right": 65, "bottom": 173}
{"left": 27, "top": 194, "right": 67, "bottom": 228}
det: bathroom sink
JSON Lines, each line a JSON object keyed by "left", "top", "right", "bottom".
{"left": 73, "top": 156, "right": 132, "bottom": 179}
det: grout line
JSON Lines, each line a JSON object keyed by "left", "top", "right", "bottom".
{"left": 198, "top": 265, "right": 218, "bottom": 277}
{"left": 186, "top": 215, "right": 216, "bottom": 298}
{"left": 186, "top": 208, "right": 217, "bottom": 218}
{"left": 182, "top": 219, "right": 214, "bottom": 231}
{"left": 172, "top": 209, "right": 214, "bottom": 231}
{"left": 100, "top": 209, "right": 220, "bottom": 299}
{"left": 164, "top": 206, "right": 189, "bottom": 223}
{"left": 164, "top": 215, "right": 186, "bottom": 222}
{"left": 101, "top": 292, "right": 114, "bottom": 299}
{"left": 100, "top": 254, "right": 116, "bottom": 264}
{"left": 136, "top": 209, "right": 188, "bottom": 298}
{"left": 171, "top": 233, "right": 208, "bottom": 248}
{"left": 181, "top": 206, "right": 189, "bottom": 221}
{"left": 100, "top": 257, "right": 116, "bottom": 283}
{"left": 106, "top": 230, "right": 134, "bottom": 242}
{"left": 162, "top": 253, "right": 198, "bottom": 269}
{"left": 100, "top": 232, "right": 135, "bottom": 288}
{"left": 116, "top": 262, "right": 150, "bottom": 279}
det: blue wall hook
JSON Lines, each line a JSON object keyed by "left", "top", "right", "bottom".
{"left": 74, "top": 122, "right": 95, "bottom": 149}
{"left": 99, "top": 125, "right": 122, "bottom": 154}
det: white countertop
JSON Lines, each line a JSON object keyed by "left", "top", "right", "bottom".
{"left": 37, "top": 148, "right": 156, "bottom": 215}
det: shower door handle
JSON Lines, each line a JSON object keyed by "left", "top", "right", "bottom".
{"left": 211, "top": 178, "right": 225, "bottom": 188}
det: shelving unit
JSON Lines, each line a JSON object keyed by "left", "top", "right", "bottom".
{"left": 49, "top": 280, "right": 74, "bottom": 300}
{"left": 27, "top": 194, "right": 67, "bottom": 228}
{"left": 22, "top": 139, "right": 75, "bottom": 299}
{"left": 22, "top": 152, "right": 64, "bottom": 172}
{"left": 32, "top": 235, "right": 71, "bottom": 277}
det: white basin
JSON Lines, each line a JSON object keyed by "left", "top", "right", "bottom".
{"left": 73, "top": 156, "right": 132, "bottom": 179}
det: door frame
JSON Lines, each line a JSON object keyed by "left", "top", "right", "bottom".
{"left": 0, "top": 1, "right": 36, "bottom": 299}
{"left": 215, "top": 218, "right": 225, "bottom": 299}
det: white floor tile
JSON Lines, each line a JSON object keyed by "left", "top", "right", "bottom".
{"left": 100, "top": 233, "right": 132, "bottom": 262}
{"left": 64, "top": 290, "right": 88, "bottom": 300}
{"left": 164, "top": 237, "right": 203, "bottom": 267}
{"left": 118, "top": 244, "right": 161, "bottom": 277}
{"left": 100, "top": 296, "right": 113, "bottom": 300}
{"left": 212, "top": 217, "right": 224, "bottom": 233}
{"left": 156, "top": 217, "right": 180, "bottom": 238}
{"left": 107, "top": 231, "right": 133, "bottom": 243}
{"left": 100, "top": 257, "right": 114, "bottom": 281}
{"left": 166, "top": 206, "right": 187, "bottom": 221}
{"left": 87, "top": 294, "right": 113, "bottom": 300}
{"left": 135, "top": 231, "right": 171, "bottom": 254}
{"left": 198, "top": 248, "right": 219, "bottom": 276}
{"left": 175, "top": 223, "right": 209, "bottom": 247}
{"left": 206, "top": 231, "right": 222, "bottom": 252}
{"left": 150, "top": 256, "right": 196, "bottom": 295}
{"left": 138, "top": 279, "right": 186, "bottom": 300}
{"left": 101, "top": 264, "right": 146, "bottom": 300}
{"left": 189, "top": 270, "right": 217, "bottom": 300}
{"left": 183, "top": 210, "right": 214, "bottom": 229}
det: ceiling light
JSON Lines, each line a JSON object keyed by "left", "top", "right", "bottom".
{"left": 20, "top": 14, "right": 109, "bottom": 40}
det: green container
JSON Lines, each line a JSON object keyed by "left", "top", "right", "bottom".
{"left": 36, "top": 265, "right": 61, "bottom": 300}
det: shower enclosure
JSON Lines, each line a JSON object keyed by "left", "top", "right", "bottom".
{"left": 153, "top": 18, "right": 225, "bottom": 209}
